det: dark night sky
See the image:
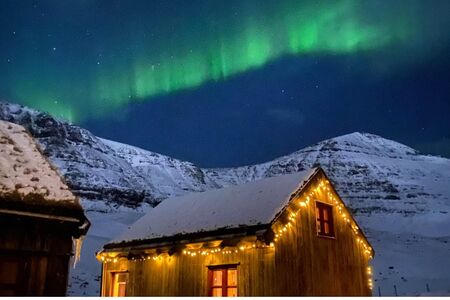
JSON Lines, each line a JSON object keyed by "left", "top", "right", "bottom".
{"left": 1, "top": 0, "right": 449, "bottom": 167}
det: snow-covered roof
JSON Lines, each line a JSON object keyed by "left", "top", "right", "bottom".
{"left": 0, "top": 120, "right": 77, "bottom": 203}
{"left": 110, "top": 168, "right": 318, "bottom": 245}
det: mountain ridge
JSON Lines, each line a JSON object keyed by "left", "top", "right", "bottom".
{"left": 0, "top": 102, "right": 219, "bottom": 207}
{"left": 1, "top": 101, "right": 448, "bottom": 217}
{"left": 1, "top": 101, "right": 449, "bottom": 296}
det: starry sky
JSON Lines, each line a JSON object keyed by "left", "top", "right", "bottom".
{"left": 1, "top": 0, "right": 449, "bottom": 167}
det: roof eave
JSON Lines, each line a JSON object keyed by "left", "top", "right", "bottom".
{"left": 102, "top": 223, "right": 270, "bottom": 252}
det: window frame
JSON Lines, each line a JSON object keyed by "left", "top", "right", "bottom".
{"left": 110, "top": 271, "right": 128, "bottom": 297}
{"left": 207, "top": 264, "right": 239, "bottom": 297}
{"left": 315, "top": 200, "right": 336, "bottom": 238}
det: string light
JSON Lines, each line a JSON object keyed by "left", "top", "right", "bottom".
{"left": 270, "top": 178, "right": 374, "bottom": 291}
{"left": 367, "top": 266, "right": 373, "bottom": 290}
{"left": 98, "top": 178, "right": 374, "bottom": 289}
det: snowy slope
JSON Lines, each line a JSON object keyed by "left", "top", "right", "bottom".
{"left": 0, "top": 101, "right": 449, "bottom": 295}
{"left": 102, "top": 138, "right": 219, "bottom": 198}
{"left": 0, "top": 102, "right": 217, "bottom": 208}
{"left": 207, "top": 132, "right": 450, "bottom": 216}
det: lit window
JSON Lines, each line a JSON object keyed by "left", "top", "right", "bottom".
{"left": 111, "top": 272, "right": 127, "bottom": 297}
{"left": 208, "top": 266, "right": 238, "bottom": 297}
{"left": 316, "top": 201, "right": 335, "bottom": 237}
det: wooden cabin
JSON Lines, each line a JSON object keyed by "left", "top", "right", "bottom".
{"left": 98, "top": 167, "right": 374, "bottom": 296}
{"left": 0, "top": 121, "right": 90, "bottom": 296}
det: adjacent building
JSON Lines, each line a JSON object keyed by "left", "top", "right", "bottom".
{"left": 0, "top": 121, "right": 89, "bottom": 296}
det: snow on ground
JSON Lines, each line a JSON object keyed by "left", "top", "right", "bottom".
{"left": 368, "top": 225, "right": 450, "bottom": 296}
{"left": 67, "top": 205, "right": 146, "bottom": 296}
{"left": 359, "top": 212, "right": 450, "bottom": 296}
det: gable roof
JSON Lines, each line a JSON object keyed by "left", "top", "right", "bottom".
{"left": 107, "top": 168, "right": 319, "bottom": 247}
{"left": 0, "top": 120, "right": 88, "bottom": 234}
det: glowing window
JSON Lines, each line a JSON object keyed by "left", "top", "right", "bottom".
{"left": 316, "top": 201, "right": 335, "bottom": 237}
{"left": 208, "top": 266, "right": 238, "bottom": 297}
{"left": 111, "top": 272, "right": 127, "bottom": 297}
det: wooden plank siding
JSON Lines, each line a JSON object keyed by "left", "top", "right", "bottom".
{"left": 101, "top": 172, "right": 372, "bottom": 296}
{"left": 0, "top": 216, "right": 76, "bottom": 296}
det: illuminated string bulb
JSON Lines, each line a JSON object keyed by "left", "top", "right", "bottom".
{"left": 276, "top": 180, "right": 373, "bottom": 257}
{"left": 109, "top": 180, "right": 373, "bottom": 264}
{"left": 368, "top": 275, "right": 373, "bottom": 290}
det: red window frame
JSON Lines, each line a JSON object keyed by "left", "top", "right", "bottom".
{"left": 315, "top": 201, "right": 335, "bottom": 237}
{"left": 208, "top": 264, "right": 238, "bottom": 297}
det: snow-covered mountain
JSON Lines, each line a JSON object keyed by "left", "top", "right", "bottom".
{"left": 1, "top": 101, "right": 449, "bottom": 295}
{"left": 208, "top": 132, "right": 450, "bottom": 218}
{"left": 3, "top": 101, "right": 448, "bottom": 217}
{"left": 0, "top": 102, "right": 218, "bottom": 208}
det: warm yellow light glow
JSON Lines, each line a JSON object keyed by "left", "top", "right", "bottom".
{"left": 99, "top": 178, "right": 373, "bottom": 266}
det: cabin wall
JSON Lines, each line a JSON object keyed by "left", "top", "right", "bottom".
{"left": 102, "top": 246, "right": 277, "bottom": 297}
{"left": 273, "top": 172, "right": 371, "bottom": 296}
{"left": 0, "top": 216, "right": 75, "bottom": 296}
{"left": 102, "top": 173, "right": 372, "bottom": 296}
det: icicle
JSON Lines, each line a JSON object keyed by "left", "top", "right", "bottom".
{"left": 72, "top": 236, "right": 84, "bottom": 268}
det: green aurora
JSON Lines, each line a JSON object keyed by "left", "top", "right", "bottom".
{"left": 3, "top": 0, "right": 419, "bottom": 122}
